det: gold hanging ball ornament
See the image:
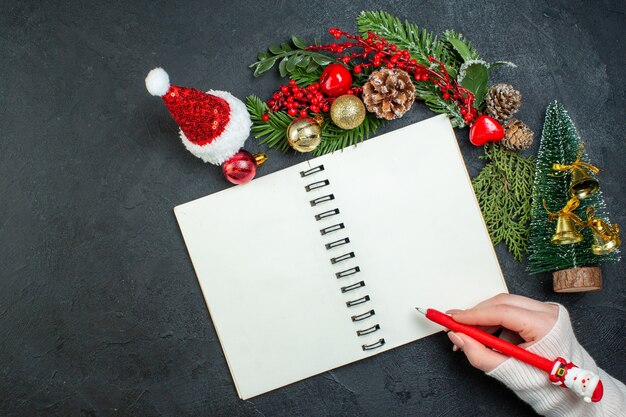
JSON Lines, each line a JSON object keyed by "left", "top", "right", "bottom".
{"left": 330, "top": 95, "right": 366, "bottom": 130}
{"left": 253, "top": 153, "right": 268, "bottom": 166}
{"left": 286, "top": 117, "right": 322, "bottom": 153}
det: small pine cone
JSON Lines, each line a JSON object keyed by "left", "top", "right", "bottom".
{"left": 501, "top": 118, "right": 534, "bottom": 150}
{"left": 484, "top": 83, "right": 522, "bottom": 121}
{"left": 362, "top": 68, "right": 415, "bottom": 120}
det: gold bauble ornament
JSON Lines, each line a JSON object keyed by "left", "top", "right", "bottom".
{"left": 330, "top": 95, "right": 366, "bottom": 130}
{"left": 286, "top": 117, "right": 322, "bottom": 153}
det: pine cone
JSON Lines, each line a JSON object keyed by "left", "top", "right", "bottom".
{"left": 485, "top": 83, "right": 522, "bottom": 121}
{"left": 502, "top": 118, "right": 534, "bottom": 151}
{"left": 362, "top": 68, "right": 415, "bottom": 120}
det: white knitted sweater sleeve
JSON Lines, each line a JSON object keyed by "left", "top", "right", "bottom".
{"left": 486, "top": 304, "right": 626, "bottom": 417}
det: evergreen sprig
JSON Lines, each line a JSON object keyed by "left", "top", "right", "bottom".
{"left": 246, "top": 95, "right": 292, "bottom": 152}
{"left": 316, "top": 114, "right": 385, "bottom": 156}
{"left": 415, "top": 82, "right": 465, "bottom": 127}
{"left": 249, "top": 36, "right": 334, "bottom": 78}
{"left": 287, "top": 67, "right": 323, "bottom": 86}
{"left": 472, "top": 143, "right": 535, "bottom": 261}
{"left": 249, "top": 11, "right": 515, "bottom": 155}
{"left": 356, "top": 11, "right": 497, "bottom": 121}
{"left": 356, "top": 11, "right": 452, "bottom": 67}
{"left": 246, "top": 95, "right": 384, "bottom": 156}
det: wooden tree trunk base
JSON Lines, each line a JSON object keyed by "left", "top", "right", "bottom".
{"left": 553, "top": 267, "right": 602, "bottom": 292}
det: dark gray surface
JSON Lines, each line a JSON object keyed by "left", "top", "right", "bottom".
{"left": 1, "top": 1, "right": 624, "bottom": 416}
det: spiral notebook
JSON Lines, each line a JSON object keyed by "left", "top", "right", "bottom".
{"left": 174, "top": 114, "right": 507, "bottom": 399}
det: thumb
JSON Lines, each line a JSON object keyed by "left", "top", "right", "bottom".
{"left": 448, "top": 332, "right": 508, "bottom": 373}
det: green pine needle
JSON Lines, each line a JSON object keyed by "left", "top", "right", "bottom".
{"left": 415, "top": 82, "right": 465, "bottom": 128}
{"left": 248, "top": 11, "right": 514, "bottom": 153}
{"left": 472, "top": 144, "right": 535, "bottom": 261}
{"left": 356, "top": 11, "right": 469, "bottom": 126}
{"left": 246, "top": 95, "right": 292, "bottom": 152}
{"left": 246, "top": 95, "right": 386, "bottom": 157}
{"left": 356, "top": 11, "right": 451, "bottom": 67}
{"left": 315, "top": 113, "right": 385, "bottom": 156}
{"left": 288, "top": 67, "right": 323, "bottom": 86}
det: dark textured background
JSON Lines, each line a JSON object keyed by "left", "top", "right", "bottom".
{"left": 1, "top": 0, "right": 624, "bottom": 416}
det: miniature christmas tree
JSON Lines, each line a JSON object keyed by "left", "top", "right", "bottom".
{"left": 527, "top": 102, "right": 619, "bottom": 291}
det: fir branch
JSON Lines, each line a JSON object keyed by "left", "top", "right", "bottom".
{"left": 315, "top": 113, "right": 385, "bottom": 156}
{"left": 356, "top": 11, "right": 450, "bottom": 67}
{"left": 472, "top": 143, "right": 535, "bottom": 261}
{"left": 287, "top": 67, "right": 323, "bottom": 86}
{"left": 414, "top": 83, "right": 465, "bottom": 128}
{"left": 356, "top": 11, "right": 469, "bottom": 125}
{"left": 246, "top": 95, "right": 292, "bottom": 152}
{"left": 247, "top": 95, "right": 385, "bottom": 156}
{"left": 250, "top": 36, "right": 335, "bottom": 77}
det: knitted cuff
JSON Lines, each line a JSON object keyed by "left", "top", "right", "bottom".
{"left": 486, "top": 304, "right": 603, "bottom": 417}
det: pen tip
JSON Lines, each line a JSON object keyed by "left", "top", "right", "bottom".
{"left": 415, "top": 307, "right": 427, "bottom": 315}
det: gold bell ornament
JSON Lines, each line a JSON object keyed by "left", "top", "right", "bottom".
{"left": 586, "top": 207, "right": 621, "bottom": 255}
{"left": 551, "top": 145, "right": 599, "bottom": 200}
{"left": 286, "top": 116, "right": 322, "bottom": 153}
{"left": 544, "top": 197, "right": 585, "bottom": 245}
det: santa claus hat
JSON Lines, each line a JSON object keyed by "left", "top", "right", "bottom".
{"left": 145, "top": 67, "right": 251, "bottom": 165}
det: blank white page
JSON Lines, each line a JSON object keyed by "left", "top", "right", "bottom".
{"left": 174, "top": 114, "right": 507, "bottom": 400}
{"left": 319, "top": 115, "right": 507, "bottom": 352}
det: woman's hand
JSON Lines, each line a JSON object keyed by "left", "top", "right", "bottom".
{"left": 446, "top": 293, "right": 559, "bottom": 372}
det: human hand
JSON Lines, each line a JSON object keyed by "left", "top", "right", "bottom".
{"left": 446, "top": 293, "right": 559, "bottom": 373}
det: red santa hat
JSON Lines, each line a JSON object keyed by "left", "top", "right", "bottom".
{"left": 145, "top": 67, "right": 251, "bottom": 165}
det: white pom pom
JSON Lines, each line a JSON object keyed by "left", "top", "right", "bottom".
{"left": 145, "top": 67, "right": 170, "bottom": 97}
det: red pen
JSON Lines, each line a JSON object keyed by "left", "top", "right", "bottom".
{"left": 416, "top": 307, "right": 603, "bottom": 403}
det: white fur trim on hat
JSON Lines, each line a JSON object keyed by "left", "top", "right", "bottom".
{"left": 145, "top": 67, "right": 170, "bottom": 97}
{"left": 178, "top": 90, "right": 252, "bottom": 165}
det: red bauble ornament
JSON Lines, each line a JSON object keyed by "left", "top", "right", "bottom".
{"left": 222, "top": 150, "right": 257, "bottom": 184}
{"left": 319, "top": 63, "right": 353, "bottom": 97}
{"left": 469, "top": 115, "right": 505, "bottom": 146}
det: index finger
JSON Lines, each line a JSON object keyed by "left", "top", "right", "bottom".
{"left": 450, "top": 304, "right": 548, "bottom": 342}
{"left": 467, "top": 293, "right": 555, "bottom": 314}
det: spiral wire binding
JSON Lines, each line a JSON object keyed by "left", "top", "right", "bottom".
{"left": 303, "top": 164, "right": 385, "bottom": 352}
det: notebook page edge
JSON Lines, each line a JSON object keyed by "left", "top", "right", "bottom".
{"left": 173, "top": 205, "right": 248, "bottom": 399}
{"left": 444, "top": 119, "right": 508, "bottom": 294}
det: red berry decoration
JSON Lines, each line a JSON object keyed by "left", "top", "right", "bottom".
{"left": 319, "top": 63, "right": 353, "bottom": 97}
{"left": 222, "top": 150, "right": 257, "bottom": 184}
{"left": 469, "top": 115, "right": 505, "bottom": 146}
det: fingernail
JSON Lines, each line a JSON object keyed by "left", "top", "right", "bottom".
{"left": 448, "top": 332, "right": 464, "bottom": 351}
{"left": 445, "top": 309, "right": 464, "bottom": 315}
{"left": 452, "top": 344, "right": 458, "bottom": 352}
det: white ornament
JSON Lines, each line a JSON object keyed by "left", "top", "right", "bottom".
{"left": 145, "top": 67, "right": 170, "bottom": 97}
